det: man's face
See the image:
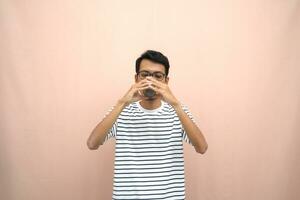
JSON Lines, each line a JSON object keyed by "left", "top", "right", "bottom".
{"left": 135, "top": 59, "right": 169, "bottom": 100}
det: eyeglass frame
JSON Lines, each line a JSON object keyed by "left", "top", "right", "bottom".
{"left": 136, "top": 70, "right": 167, "bottom": 81}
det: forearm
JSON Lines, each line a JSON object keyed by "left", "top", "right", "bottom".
{"left": 87, "top": 100, "right": 126, "bottom": 150}
{"left": 172, "top": 103, "right": 208, "bottom": 154}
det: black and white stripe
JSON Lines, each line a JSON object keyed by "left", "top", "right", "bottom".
{"left": 103, "top": 100, "right": 194, "bottom": 200}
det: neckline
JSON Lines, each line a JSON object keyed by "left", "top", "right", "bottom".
{"left": 136, "top": 100, "right": 164, "bottom": 113}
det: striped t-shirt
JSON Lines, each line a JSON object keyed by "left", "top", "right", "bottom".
{"left": 103, "top": 99, "right": 196, "bottom": 200}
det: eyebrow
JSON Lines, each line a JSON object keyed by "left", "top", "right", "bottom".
{"left": 140, "top": 70, "right": 164, "bottom": 74}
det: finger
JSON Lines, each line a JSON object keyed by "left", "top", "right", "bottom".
{"left": 138, "top": 80, "right": 148, "bottom": 84}
{"left": 135, "top": 85, "right": 150, "bottom": 91}
{"left": 132, "top": 92, "right": 143, "bottom": 101}
{"left": 148, "top": 81, "right": 161, "bottom": 89}
{"left": 148, "top": 85, "right": 162, "bottom": 94}
{"left": 141, "top": 79, "right": 152, "bottom": 84}
{"left": 135, "top": 86, "right": 149, "bottom": 98}
{"left": 135, "top": 82, "right": 149, "bottom": 89}
{"left": 134, "top": 80, "right": 146, "bottom": 86}
{"left": 137, "top": 81, "right": 151, "bottom": 87}
{"left": 146, "top": 76, "right": 162, "bottom": 83}
{"left": 146, "top": 77, "right": 164, "bottom": 88}
{"left": 143, "top": 77, "right": 156, "bottom": 86}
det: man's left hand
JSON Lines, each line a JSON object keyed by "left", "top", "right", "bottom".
{"left": 146, "top": 76, "right": 180, "bottom": 107}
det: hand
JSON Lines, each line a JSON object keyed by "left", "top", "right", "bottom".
{"left": 119, "top": 80, "right": 150, "bottom": 106}
{"left": 146, "top": 76, "right": 180, "bottom": 106}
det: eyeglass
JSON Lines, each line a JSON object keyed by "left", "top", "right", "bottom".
{"left": 137, "top": 70, "right": 166, "bottom": 81}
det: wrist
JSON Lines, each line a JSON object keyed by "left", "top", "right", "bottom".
{"left": 171, "top": 100, "right": 181, "bottom": 110}
{"left": 117, "top": 99, "right": 128, "bottom": 108}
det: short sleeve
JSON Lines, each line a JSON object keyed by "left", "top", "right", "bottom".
{"left": 102, "top": 106, "right": 118, "bottom": 144}
{"left": 181, "top": 104, "right": 196, "bottom": 146}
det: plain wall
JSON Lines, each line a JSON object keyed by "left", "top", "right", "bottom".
{"left": 1, "top": 0, "right": 299, "bottom": 200}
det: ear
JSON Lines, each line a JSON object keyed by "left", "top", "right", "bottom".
{"left": 135, "top": 74, "right": 138, "bottom": 83}
{"left": 165, "top": 76, "right": 169, "bottom": 84}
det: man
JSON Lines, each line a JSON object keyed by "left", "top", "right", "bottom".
{"left": 87, "top": 50, "right": 208, "bottom": 200}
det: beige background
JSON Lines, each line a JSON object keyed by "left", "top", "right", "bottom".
{"left": 1, "top": 0, "right": 300, "bottom": 200}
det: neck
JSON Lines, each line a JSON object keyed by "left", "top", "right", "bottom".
{"left": 139, "top": 97, "right": 162, "bottom": 110}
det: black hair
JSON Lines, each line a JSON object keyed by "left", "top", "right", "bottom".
{"left": 135, "top": 50, "right": 170, "bottom": 76}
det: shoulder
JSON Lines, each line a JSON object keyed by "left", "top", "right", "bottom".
{"left": 162, "top": 101, "right": 191, "bottom": 115}
{"left": 164, "top": 101, "right": 189, "bottom": 111}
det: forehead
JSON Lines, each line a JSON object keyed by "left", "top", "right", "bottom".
{"left": 139, "top": 59, "right": 165, "bottom": 73}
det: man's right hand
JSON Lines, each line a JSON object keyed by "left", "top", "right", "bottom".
{"left": 87, "top": 80, "right": 151, "bottom": 150}
{"left": 118, "top": 80, "right": 150, "bottom": 106}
